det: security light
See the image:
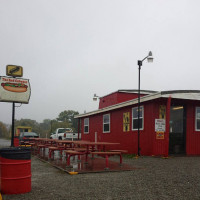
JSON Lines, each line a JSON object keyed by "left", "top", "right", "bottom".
{"left": 93, "top": 94, "right": 99, "bottom": 101}
{"left": 147, "top": 51, "right": 153, "bottom": 63}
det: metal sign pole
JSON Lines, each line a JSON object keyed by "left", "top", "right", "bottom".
{"left": 11, "top": 102, "right": 15, "bottom": 147}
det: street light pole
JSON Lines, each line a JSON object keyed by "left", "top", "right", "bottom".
{"left": 137, "top": 51, "right": 153, "bottom": 156}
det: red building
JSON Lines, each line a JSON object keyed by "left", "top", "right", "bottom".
{"left": 75, "top": 90, "right": 200, "bottom": 156}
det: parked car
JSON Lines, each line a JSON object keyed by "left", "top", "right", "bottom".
{"left": 19, "top": 132, "right": 39, "bottom": 144}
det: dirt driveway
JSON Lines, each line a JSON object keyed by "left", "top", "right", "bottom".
{"left": 1, "top": 152, "right": 200, "bottom": 200}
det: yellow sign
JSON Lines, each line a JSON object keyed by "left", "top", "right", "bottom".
{"left": 159, "top": 105, "right": 166, "bottom": 119}
{"left": 123, "top": 112, "right": 130, "bottom": 132}
{"left": 156, "top": 132, "right": 164, "bottom": 139}
{"left": 6, "top": 65, "right": 23, "bottom": 77}
{"left": 0, "top": 192, "right": 2, "bottom": 200}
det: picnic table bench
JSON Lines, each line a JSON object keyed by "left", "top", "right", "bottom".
{"left": 91, "top": 151, "right": 122, "bottom": 170}
{"left": 48, "top": 146, "right": 67, "bottom": 159}
{"left": 64, "top": 150, "right": 86, "bottom": 166}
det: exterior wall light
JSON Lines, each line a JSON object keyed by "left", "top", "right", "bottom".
{"left": 93, "top": 94, "right": 100, "bottom": 101}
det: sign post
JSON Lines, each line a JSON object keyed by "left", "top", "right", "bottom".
{"left": 0, "top": 65, "right": 31, "bottom": 147}
{"left": 11, "top": 102, "right": 15, "bottom": 147}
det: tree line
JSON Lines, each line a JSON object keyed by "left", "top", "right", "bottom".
{"left": 0, "top": 110, "right": 79, "bottom": 139}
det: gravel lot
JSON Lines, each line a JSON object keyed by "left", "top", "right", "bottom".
{"left": 1, "top": 140, "right": 200, "bottom": 200}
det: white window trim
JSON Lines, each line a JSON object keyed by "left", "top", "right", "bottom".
{"left": 103, "top": 114, "right": 110, "bottom": 133}
{"left": 195, "top": 107, "right": 200, "bottom": 131}
{"left": 132, "top": 106, "right": 144, "bottom": 131}
{"left": 84, "top": 118, "right": 89, "bottom": 134}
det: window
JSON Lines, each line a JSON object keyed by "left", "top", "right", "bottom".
{"left": 132, "top": 106, "right": 144, "bottom": 130}
{"left": 103, "top": 114, "right": 110, "bottom": 133}
{"left": 195, "top": 107, "right": 200, "bottom": 131}
{"left": 84, "top": 118, "right": 89, "bottom": 133}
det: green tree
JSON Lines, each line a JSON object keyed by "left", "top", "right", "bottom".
{"left": 40, "top": 119, "right": 51, "bottom": 132}
{"left": 0, "top": 121, "right": 10, "bottom": 139}
{"left": 57, "top": 110, "right": 79, "bottom": 132}
{"left": 50, "top": 120, "right": 70, "bottom": 133}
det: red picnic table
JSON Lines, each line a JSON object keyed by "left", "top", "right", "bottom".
{"left": 65, "top": 141, "right": 121, "bottom": 169}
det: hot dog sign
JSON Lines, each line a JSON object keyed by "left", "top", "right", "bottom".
{"left": 0, "top": 76, "right": 31, "bottom": 103}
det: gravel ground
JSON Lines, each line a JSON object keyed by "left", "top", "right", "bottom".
{"left": 1, "top": 154, "right": 200, "bottom": 200}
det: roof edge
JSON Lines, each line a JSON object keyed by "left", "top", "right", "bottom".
{"left": 75, "top": 90, "right": 200, "bottom": 119}
{"left": 75, "top": 92, "right": 162, "bottom": 118}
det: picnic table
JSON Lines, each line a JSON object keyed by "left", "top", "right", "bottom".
{"left": 27, "top": 138, "right": 124, "bottom": 170}
{"left": 65, "top": 141, "right": 121, "bottom": 169}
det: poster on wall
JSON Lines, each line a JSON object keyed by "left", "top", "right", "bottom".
{"left": 0, "top": 76, "right": 31, "bottom": 103}
{"left": 123, "top": 112, "right": 130, "bottom": 132}
{"left": 159, "top": 105, "right": 166, "bottom": 119}
{"left": 155, "top": 119, "right": 166, "bottom": 132}
{"left": 156, "top": 132, "right": 165, "bottom": 139}
{"left": 155, "top": 119, "right": 165, "bottom": 140}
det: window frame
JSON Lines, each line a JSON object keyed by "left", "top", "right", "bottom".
{"left": 103, "top": 114, "right": 110, "bottom": 133}
{"left": 84, "top": 118, "right": 89, "bottom": 134}
{"left": 195, "top": 107, "right": 200, "bottom": 131}
{"left": 132, "top": 106, "right": 144, "bottom": 131}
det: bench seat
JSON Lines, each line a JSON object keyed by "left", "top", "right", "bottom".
{"left": 109, "top": 150, "right": 128, "bottom": 153}
{"left": 73, "top": 148, "right": 87, "bottom": 152}
{"left": 64, "top": 150, "right": 86, "bottom": 166}
{"left": 91, "top": 151, "right": 122, "bottom": 170}
{"left": 48, "top": 146, "right": 65, "bottom": 159}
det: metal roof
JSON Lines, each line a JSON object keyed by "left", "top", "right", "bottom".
{"left": 75, "top": 90, "right": 200, "bottom": 118}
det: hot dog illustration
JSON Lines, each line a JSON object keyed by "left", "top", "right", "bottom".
{"left": 1, "top": 82, "right": 28, "bottom": 93}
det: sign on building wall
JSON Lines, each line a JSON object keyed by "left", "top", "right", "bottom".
{"left": 0, "top": 76, "right": 31, "bottom": 103}
{"left": 156, "top": 132, "right": 165, "bottom": 139}
{"left": 159, "top": 105, "right": 166, "bottom": 119}
{"left": 155, "top": 119, "right": 166, "bottom": 132}
{"left": 155, "top": 119, "right": 165, "bottom": 140}
{"left": 123, "top": 112, "right": 130, "bottom": 132}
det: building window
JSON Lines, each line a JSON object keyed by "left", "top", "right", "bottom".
{"left": 84, "top": 118, "right": 89, "bottom": 133}
{"left": 132, "top": 106, "right": 144, "bottom": 130}
{"left": 103, "top": 114, "right": 110, "bottom": 133}
{"left": 195, "top": 107, "right": 200, "bottom": 131}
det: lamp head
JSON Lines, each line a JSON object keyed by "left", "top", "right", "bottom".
{"left": 93, "top": 97, "right": 98, "bottom": 101}
{"left": 93, "top": 94, "right": 99, "bottom": 101}
{"left": 147, "top": 51, "right": 153, "bottom": 63}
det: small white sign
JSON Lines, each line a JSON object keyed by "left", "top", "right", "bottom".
{"left": 155, "top": 119, "right": 166, "bottom": 132}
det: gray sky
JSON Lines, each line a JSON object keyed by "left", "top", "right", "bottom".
{"left": 0, "top": 0, "right": 200, "bottom": 124}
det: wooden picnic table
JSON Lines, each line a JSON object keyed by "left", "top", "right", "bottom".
{"left": 30, "top": 138, "right": 123, "bottom": 169}
{"left": 70, "top": 141, "right": 120, "bottom": 163}
{"left": 73, "top": 141, "right": 120, "bottom": 151}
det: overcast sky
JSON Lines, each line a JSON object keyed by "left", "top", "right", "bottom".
{"left": 0, "top": 0, "right": 200, "bottom": 124}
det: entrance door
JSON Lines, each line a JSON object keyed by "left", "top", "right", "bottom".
{"left": 169, "top": 106, "right": 186, "bottom": 154}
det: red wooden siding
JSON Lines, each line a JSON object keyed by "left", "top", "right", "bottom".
{"left": 80, "top": 98, "right": 200, "bottom": 156}
{"left": 186, "top": 102, "right": 200, "bottom": 155}
{"left": 99, "top": 93, "right": 118, "bottom": 109}
{"left": 99, "top": 92, "right": 147, "bottom": 109}
{"left": 82, "top": 101, "right": 158, "bottom": 155}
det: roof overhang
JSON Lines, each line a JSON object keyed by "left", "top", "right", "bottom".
{"left": 75, "top": 90, "right": 200, "bottom": 119}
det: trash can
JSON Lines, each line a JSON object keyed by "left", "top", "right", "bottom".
{"left": 0, "top": 147, "right": 31, "bottom": 194}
